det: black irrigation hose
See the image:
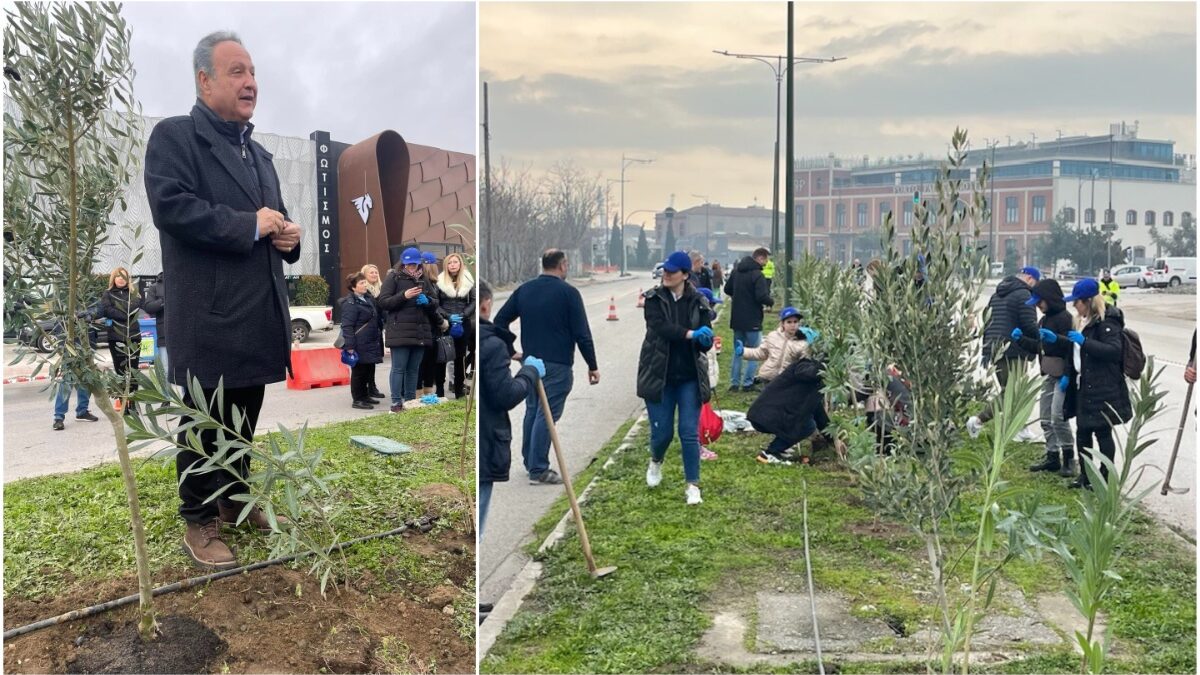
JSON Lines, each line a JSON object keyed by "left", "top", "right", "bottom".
{"left": 3, "top": 514, "right": 438, "bottom": 640}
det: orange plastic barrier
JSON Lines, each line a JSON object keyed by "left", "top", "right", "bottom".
{"left": 287, "top": 347, "right": 351, "bottom": 390}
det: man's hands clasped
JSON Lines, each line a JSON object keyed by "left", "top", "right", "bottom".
{"left": 257, "top": 207, "right": 301, "bottom": 253}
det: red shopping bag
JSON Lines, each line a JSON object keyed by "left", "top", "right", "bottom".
{"left": 699, "top": 402, "right": 723, "bottom": 445}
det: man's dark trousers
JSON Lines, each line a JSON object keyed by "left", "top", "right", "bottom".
{"left": 978, "top": 357, "right": 1020, "bottom": 424}
{"left": 521, "top": 361, "right": 572, "bottom": 479}
{"left": 176, "top": 384, "right": 265, "bottom": 523}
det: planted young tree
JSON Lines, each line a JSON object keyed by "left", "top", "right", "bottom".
{"left": 3, "top": 0, "right": 156, "bottom": 639}
{"left": 848, "top": 130, "right": 1063, "bottom": 673}
{"left": 1048, "top": 362, "right": 1168, "bottom": 675}
{"left": 789, "top": 253, "right": 865, "bottom": 408}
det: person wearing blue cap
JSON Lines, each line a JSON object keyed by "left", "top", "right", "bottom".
{"left": 377, "top": 246, "right": 441, "bottom": 411}
{"left": 968, "top": 265, "right": 1041, "bottom": 439}
{"left": 735, "top": 306, "right": 810, "bottom": 384}
{"left": 495, "top": 249, "right": 599, "bottom": 485}
{"left": 638, "top": 251, "right": 714, "bottom": 505}
{"left": 1049, "top": 277, "right": 1132, "bottom": 489}
{"left": 1014, "top": 278, "right": 1076, "bottom": 476}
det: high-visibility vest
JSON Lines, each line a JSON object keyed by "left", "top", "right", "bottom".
{"left": 1099, "top": 279, "right": 1120, "bottom": 304}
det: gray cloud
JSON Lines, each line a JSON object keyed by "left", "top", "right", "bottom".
{"left": 123, "top": 2, "right": 476, "bottom": 152}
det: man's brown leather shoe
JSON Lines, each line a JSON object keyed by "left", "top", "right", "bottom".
{"left": 218, "top": 501, "right": 290, "bottom": 534}
{"left": 182, "top": 519, "right": 237, "bottom": 570}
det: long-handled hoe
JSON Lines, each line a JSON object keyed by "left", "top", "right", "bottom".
{"left": 536, "top": 380, "right": 618, "bottom": 579}
{"left": 1161, "top": 382, "right": 1192, "bottom": 496}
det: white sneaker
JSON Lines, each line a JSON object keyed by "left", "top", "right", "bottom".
{"left": 685, "top": 484, "right": 703, "bottom": 505}
{"left": 966, "top": 416, "right": 983, "bottom": 439}
{"left": 646, "top": 460, "right": 663, "bottom": 487}
{"left": 1015, "top": 427, "right": 1042, "bottom": 443}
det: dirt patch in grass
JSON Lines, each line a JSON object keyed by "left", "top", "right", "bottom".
{"left": 67, "top": 615, "right": 225, "bottom": 674}
{"left": 5, "top": 562, "right": 474, "bottom": 674}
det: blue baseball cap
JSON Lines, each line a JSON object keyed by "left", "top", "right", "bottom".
{"left": 1064, "top": 278, "right": 1100, "bottom": 303}
{"left": 421, "top": 251, "right": 437, "bottom": 264}
{"left": 662, "top": 251, "right": 692, "bottom": 273}
{"left": 340, "top": 349, "right": 359, "bottom": 367}
{"left": 401, "top": 247, "right": 422, "bottom": 265}
{"left": 1020, "top": 266, "right": 1041, "bottom": 281}
{"left": 698, "top": 287, "right": 722, "bottom": 304}
{"left": 779, "top": 306, "right": 802, "bottom": 322}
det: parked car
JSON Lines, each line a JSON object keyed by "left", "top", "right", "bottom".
{"left": 1150, "top": 257, "right": 1196, "bottom": 288}
{"left": 652, "top": 263, "right": 664, "bottom": 279}
{"left": 17, "top": 303, "right": 107, "bottom": 354}
{"left": 289, "top": 306, "right": 334, "bottom": 342}
{"left": 1109, "top": 264, "right": 1153, "bottom": 288}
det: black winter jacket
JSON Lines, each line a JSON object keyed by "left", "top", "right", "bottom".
{"left": 983, "top": 276, "right": 1038, "bottom": 362}
{"left": 636, "top": 285, "right": 713, "bottom": 403}
{"left": 142, "top": 280, "right": 166, "bottom": 347}
{"left": 377, "top": 270, "right": 440, "bottom": 348}
{"left": 100, "top": 287, "right": 143, "bottom": 345}
{"left": 340, "top": 293, "right": 384, "bottom": 365}
{"left": 480, "top": 320, "right": 539, "bottom": 483}
{"left": 436, "top": 281, "right": 475, "bottom": 321}
{"left": 1061, "top": 306, "right": 1132, "bottom": 431}
{"left": 747, "top": 358, "right": 826, "bottom": 437}
{"left": 729, "top": 256, "right": 773, "bottom": 331}
{"left": 1016, "top": 300, "right": 1073, "bottom": 376}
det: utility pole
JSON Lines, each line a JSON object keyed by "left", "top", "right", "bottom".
{"left": 620, "top": 153, "right": 653, "bottom": 277}
{"left": 985, "top": 138, "right": 998, "bottom": 264}
{"left": 784, "top": 1, "right": 795, "bottom": 306}
{"left": 604, "top": 178, "right": 623, "bottom": 268}
{"left": 712, "top": 48, "right": 843, "bottom": 255}
{"left": 482, "top": 82, "right": 492, "bottom": 281}
{"left": 1106, "top": 133, "right": 1115, "bottom": 270}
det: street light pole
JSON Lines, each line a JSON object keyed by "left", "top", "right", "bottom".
{"left": 1106, "top": 134, "right": 1115, "bottom": 270}
{"left": 604, "top": 178, "right": 622, "bottom": 268}
{"left": 620, "top": 153, "right": 653, "bottom": 277}
{"left": 712, "top": 48, "right": 843, "bottom": 255}
{"left": 985, "top": 138, "right": 998, "bottom": 264}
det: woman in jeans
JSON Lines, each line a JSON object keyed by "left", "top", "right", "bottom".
{"left": 417, "top": 251, "right": 446, "bottom": 397}
{"left": 340, "top": 272, "right": 384, "bottom": 410}
{"left": 1018, "top": 278, "right": 1076, "bottom": 476}
{"left": 377, "top": 248, "right": 440, "bottom": 412}
{"left": 99, "top": 266, "right": 143, "bottom": 411}
{"left": 636, "top": 251, "right": 713, "bottom": 505}
{"left": 436, "top": 252, "right": 475, "bottom": 399}
{"left": 1053, "top": 278, "right": 1132, "bottom": 489}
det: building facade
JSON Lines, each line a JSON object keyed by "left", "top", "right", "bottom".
{"left": 792, "top": 124, "right": 1195, "bottom": 268}
{"left": 653, "top": 203, "right": 781, "bottom": 263}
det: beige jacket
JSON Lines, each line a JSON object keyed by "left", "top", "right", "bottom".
{"left": 742, "top": 326, "right": 808, "bottom": 381}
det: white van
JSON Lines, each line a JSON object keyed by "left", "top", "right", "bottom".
{"left": 1150, "top": 257, "right": 1196, "bottom": 288}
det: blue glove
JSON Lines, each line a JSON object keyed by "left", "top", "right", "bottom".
{"left": 1010, "top": 328, "right": 1023, "bottom": 341}
{"left": 420, "top": 393, "right": 440, "bottom": 405}
{"left": 734, "top": 340, "right": 744, "bottom": 357}
{"left": 416, "top": 293, "right": 429, "bottom": 306}
{"left": 692, "top": 326, "right": 714, "bottom": 342}
{"left": 523, "top": 355, "right": 546, "bottom": 378}
{"left": 1067, "top": 330, "right": 1085, "bottom": 345}
{"left": 450, "top": 314, "right": 462, "bottom": 323}
{"left": 800, "top": 327, "right": 820, "bottom": 344}
{"left": 1038, "top": 328, "right": 1057, "bottom": 344}
{"left": 1058, "top": 375, "right": 1069, "bottom": 392}
{"left": 449, "top": 322, "right": 464, "bottom": 338}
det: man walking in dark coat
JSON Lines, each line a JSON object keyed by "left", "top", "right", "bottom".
{"left": 144, "top": 31, "right": 301, "bottom": 570}
{"left": 494, "top": 249, "right": 599, "bottom": 484}
{"left": 968, "top": 266, "right": 1040, "bottom": 440}
{"left": 142, "top": 272, "right": 168, "bottom": 376}
{"left": 727, "top": 247, "right": 774, "bottom": 392}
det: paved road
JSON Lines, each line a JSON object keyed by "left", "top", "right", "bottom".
{"left": 480, "top": 273, "right": 651, "bottom": 604}
{"left": 3, "top": 327, "right": 469, "bottom": 481}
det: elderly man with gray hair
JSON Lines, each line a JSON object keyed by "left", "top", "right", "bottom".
{"left": 688, "top": 250, "right": 713, "bottom": 290}
{"left": 144, "top": 31, "right": 301, "bottom": 570}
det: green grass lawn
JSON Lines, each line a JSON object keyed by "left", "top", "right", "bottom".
{"left": 481, "top": 311, "right": 1195, "bottom": 674}
{"left": 4, "top": 402, "right": 476, "bottom": 619}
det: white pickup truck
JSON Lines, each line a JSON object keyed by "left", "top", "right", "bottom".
{"left": 289, "top": 306, "right": 334, "bottom": 342}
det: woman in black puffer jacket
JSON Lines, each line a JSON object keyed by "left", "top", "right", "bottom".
{"left": 636, "top": 251, "right": 713, "bottom": 506}
{"left": 377, "top": 248, "right": 440, "bottom": 410}
{"left": 341, "top": 272, "right": 385, "bottom": 410}
{"left": 1019, "top": 278, "right": 1076, "bottom": 477}
{"left": 99, "top": 267, "right": 144, "bottom": 405}
{"left": 1054, "top": 278, "right": 1132, "bottom": 489}
{"left": 436, "top": 252, "right": 475, "bottom": 400}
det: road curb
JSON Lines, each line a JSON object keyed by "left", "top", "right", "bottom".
{"left": 3, "top": 362, "right": 152, "bottom": 386}
{"left": 478, "top": 412, "right": 647, "bottom": 660}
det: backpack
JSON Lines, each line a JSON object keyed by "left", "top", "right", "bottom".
{"left": 1122, "top": 327, "right": 1146, "bottom": 380}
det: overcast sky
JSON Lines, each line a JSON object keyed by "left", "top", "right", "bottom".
{"left": 123, "top": 2, "right": 476, "bottom": 152}
{"left": 480, "top": 2, "right": 1197, "bottom": 228}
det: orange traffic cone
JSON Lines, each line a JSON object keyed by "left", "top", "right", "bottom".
{"left": 606, "top": 297, "right": 619, "bottom": 321}
{"left": 636, "top": 289, "right": 645, "bottom": 308}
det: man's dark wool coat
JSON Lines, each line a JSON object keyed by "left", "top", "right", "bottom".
{"left": 144, "top": 102, "right": 301, "bottom": 389}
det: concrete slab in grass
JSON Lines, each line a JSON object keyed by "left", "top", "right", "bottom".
{"left": 350, "top": 435, "right": 414, "bottom": 455}
{"left": 755, "top": 591, "right": 896, "bottom": 653}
